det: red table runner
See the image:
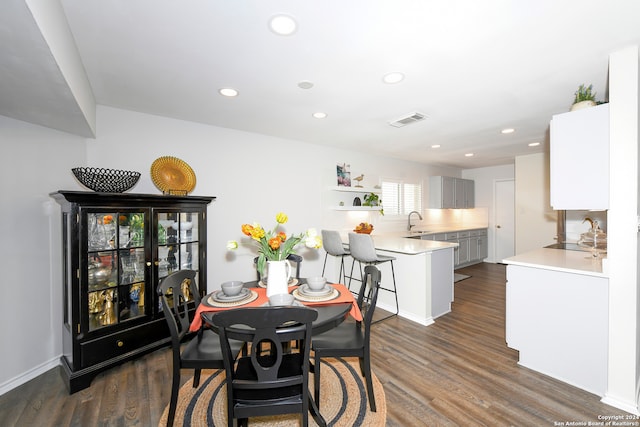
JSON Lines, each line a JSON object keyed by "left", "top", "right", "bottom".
{"left": 189, "top": 283, "right": 362, "bottom": 332}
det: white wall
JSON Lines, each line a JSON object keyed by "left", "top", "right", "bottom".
{"left": 88, "top": 106, "right": 463, "bottom": 286}
{"left": 514, "top": 152, "right": 557, "bottom": 253}
{"left": 0, "top": 116, "right": 85, "bottom": 394}
{"left": 463, "top": 164, "right": 515, "bottom": 262}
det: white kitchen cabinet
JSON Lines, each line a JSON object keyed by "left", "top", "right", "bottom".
{"left": 550, "top": 104, "right": 609, "bottom": 210}
{"left": 429, "top": 176, "right": 474, "bottom": 209}
{"left": 505, "top": 263, "right": 608, "bottom": 396}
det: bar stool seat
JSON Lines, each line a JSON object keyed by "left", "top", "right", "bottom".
{"left": 321, "top": 230, "right": 350, "bottom": 284}
{"left": 347, "top": 232, "right": 399, "bottom": 323}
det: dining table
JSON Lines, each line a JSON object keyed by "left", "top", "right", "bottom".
{"left": 189, "top": 279, "right": 362, "bottom": 333}
{"left": 187, "top": 279, "right": 362, "bottom": 427}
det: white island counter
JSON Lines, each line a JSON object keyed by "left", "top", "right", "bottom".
{"left": 327, "top": 233, "right": 457, "bottom": 326}
{"left": 503, "top": 248, "right": 609, "bottom": 396}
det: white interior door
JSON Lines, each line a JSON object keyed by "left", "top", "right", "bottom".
{"left": 495, "top": 179, "right": 515, "bottom": 262}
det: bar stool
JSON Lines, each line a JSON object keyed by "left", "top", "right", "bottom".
{"left": 321, "top": 230, "right": 350, "bottom": 284}
{"left": 347, "top": 232, "right": 399, "bottom": 323}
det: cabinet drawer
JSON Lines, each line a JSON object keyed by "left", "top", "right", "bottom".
{"left": 432, "top": 233, "right": 447, "bottom": 241}
{"left": 445, "top": 232, "right": 459, "bottom": 240}
{"left": 80, "top": 320, "right": 168, "bottom": 368}
{"left": 457, "top": 231, "right": 470, "bottom": 238}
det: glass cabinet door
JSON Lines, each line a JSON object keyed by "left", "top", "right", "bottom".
{"left": 87, "top": 211, "right": 147, "bottom": 332}
{"left": 156, "top": 211, "right": 200, "bottom": 308}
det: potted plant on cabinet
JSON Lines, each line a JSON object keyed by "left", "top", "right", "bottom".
{"left": 570, "top": 84, "right": 598, "bottom": 111}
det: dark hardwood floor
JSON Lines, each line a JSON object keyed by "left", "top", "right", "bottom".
{"left": 0, "top": 263, "right": 630, "bottom": 426}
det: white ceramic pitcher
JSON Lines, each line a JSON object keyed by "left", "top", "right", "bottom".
{"left": 265, "top": 260, "right": 292, "bottom": 298}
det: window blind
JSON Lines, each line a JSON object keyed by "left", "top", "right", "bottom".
{"left": 381, "top": 180, "right": 422, "bottom": 216}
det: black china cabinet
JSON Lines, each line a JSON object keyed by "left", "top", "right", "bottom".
{"left": 51, "top": 191, "right": 214, "bottom": 393}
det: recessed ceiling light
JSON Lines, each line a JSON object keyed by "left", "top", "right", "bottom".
{"left": 298, "top": 81, "right": 314, "bottom": 89}
{"left": 431, "top": 144, "right": 441, "bottom": 149}
{"left": 219, "top": 88, "right": 238, "bottom": 97}
{"left": 269, "top": 14, "right": 297, "bottom": 35}
{"left": 501, "top": 128, "right": 515, "bottom": 134}
{"left": 383, "top": 72, "right": 405, "bottom": 84}
{"left": 465, "top": 153, "right": 474, "bottom": 157}
{"left": 528, "top": 142, "right": 541, "bottom": 147}
{"left": 312, "top": 112, "right": 327, "bottom": 119}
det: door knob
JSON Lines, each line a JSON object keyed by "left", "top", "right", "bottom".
{"left": 496, "top": 225, "right": 501, "bottom": 228}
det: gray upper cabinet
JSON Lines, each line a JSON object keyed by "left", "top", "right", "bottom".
{"left": 550, "top": 104, "right": 609, "bottom": 210}
{"left": 429, "top": 176, "right": 475, "bottom": 209}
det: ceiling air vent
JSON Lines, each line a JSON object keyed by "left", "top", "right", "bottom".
{"left": 389, "top": 112, "right": 426, "bottom": 128}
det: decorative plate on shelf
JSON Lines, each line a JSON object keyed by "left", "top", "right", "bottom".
{"left": 150, "top": 156, "right": 196, "bottom": 195}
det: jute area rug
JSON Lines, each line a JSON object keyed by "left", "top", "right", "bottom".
{"left": 159, "top": 356, "right": 386, "bottom": 426}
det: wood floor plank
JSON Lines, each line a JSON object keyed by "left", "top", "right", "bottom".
{"left": 0, "top": 262, "right": 633, "bottom": 426}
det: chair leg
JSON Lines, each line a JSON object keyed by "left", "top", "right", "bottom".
{"left": 347, "top": 258, "right": 357, "bottom": 291}
{"left": 338, "top": 256, "right": 345, "bottom": 284}
{"left": 362, "top": 354, "right": 377, "bottom": 412}
{"left": 313, "top": 357, "right": 322, "bottom": 409}
{"left": 321, "top": 253, "right": 328, "bottom": 277}
{"left": 192, "top": 368, "right": 202, "bottom": 387}
{"left": 372, "top": 260, "right": 399, "bottom": 324}
{"left": 167, "top": 367, "right": 180, "bottom": 427}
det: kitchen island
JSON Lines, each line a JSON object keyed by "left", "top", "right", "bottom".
{"left": 326, "top": 234, "right": 457, "bottom": 326}
{"left": 503, "top": 247, "right": 609, "bottom": 396}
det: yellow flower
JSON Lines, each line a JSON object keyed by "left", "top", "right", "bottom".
{"left": 226, "top": 240, "right": 238, "bottom": 250}
{"left": 250, "top": 226, "right": 265, "bottom": 241}
{"left": 275, "top": 212, "right": 288, "bottom": 224}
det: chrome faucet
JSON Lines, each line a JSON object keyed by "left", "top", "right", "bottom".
{"left": 407, "top": 211, "right": 423, "bottom": 231}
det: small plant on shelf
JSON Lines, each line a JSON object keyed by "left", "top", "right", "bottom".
{"left": 574, "top": 84, "right": 596, "bottom": 104}
{"left": 363, "top": 192, "right": 384, "bottom": 215}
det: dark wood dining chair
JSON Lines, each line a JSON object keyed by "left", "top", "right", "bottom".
{"left": 311, "top": 265, "right": 381, "bottom": 412}
{"left": 157, "top": 270, "right": 243, "bottom": 427}
{"left": 210, "top": 306, "right": 319, "bottom": 427}
{"left": 254, "top": 253, "right": 303, "bottom": 280}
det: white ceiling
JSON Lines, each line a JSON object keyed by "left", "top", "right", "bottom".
{"left": 3, "top": 0, "right": 640, "bottom": 168}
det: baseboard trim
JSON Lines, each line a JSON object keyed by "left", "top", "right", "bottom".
{"left": 600, "top": 394, "right": 640, "bottom": 415}
{"left": 0, "top": 356, "right": 60, "bottom": 396}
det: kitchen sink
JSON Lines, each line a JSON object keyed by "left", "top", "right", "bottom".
{"left": 544, "top": 242, "right": 590, "bottom": 252}
{"left": 409, "top": 230, "right": 431, "bottom": 235}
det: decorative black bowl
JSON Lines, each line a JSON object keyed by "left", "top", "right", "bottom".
{"left": 72, "top": 167, "right": 141, "bottom": 193}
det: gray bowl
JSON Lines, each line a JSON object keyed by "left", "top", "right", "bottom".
{"left": 269, "top": 293, "right": 295, "bottom": 306}
{"left": 221, "top": 281, "right": 244, "bottom": 296}
{"left": 306, "top": 276, "right": 327, "bottom": 290}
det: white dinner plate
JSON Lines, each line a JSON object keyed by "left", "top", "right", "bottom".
{"left": 298, "top": 284, "right": 333, "bottom": 297}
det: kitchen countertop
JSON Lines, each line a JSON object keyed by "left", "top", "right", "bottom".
{"left": 502, "top": 247, "right": 607, "bottom": 278}
{"left": 341, "top": 233, "right": 457, "bottom": 255}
